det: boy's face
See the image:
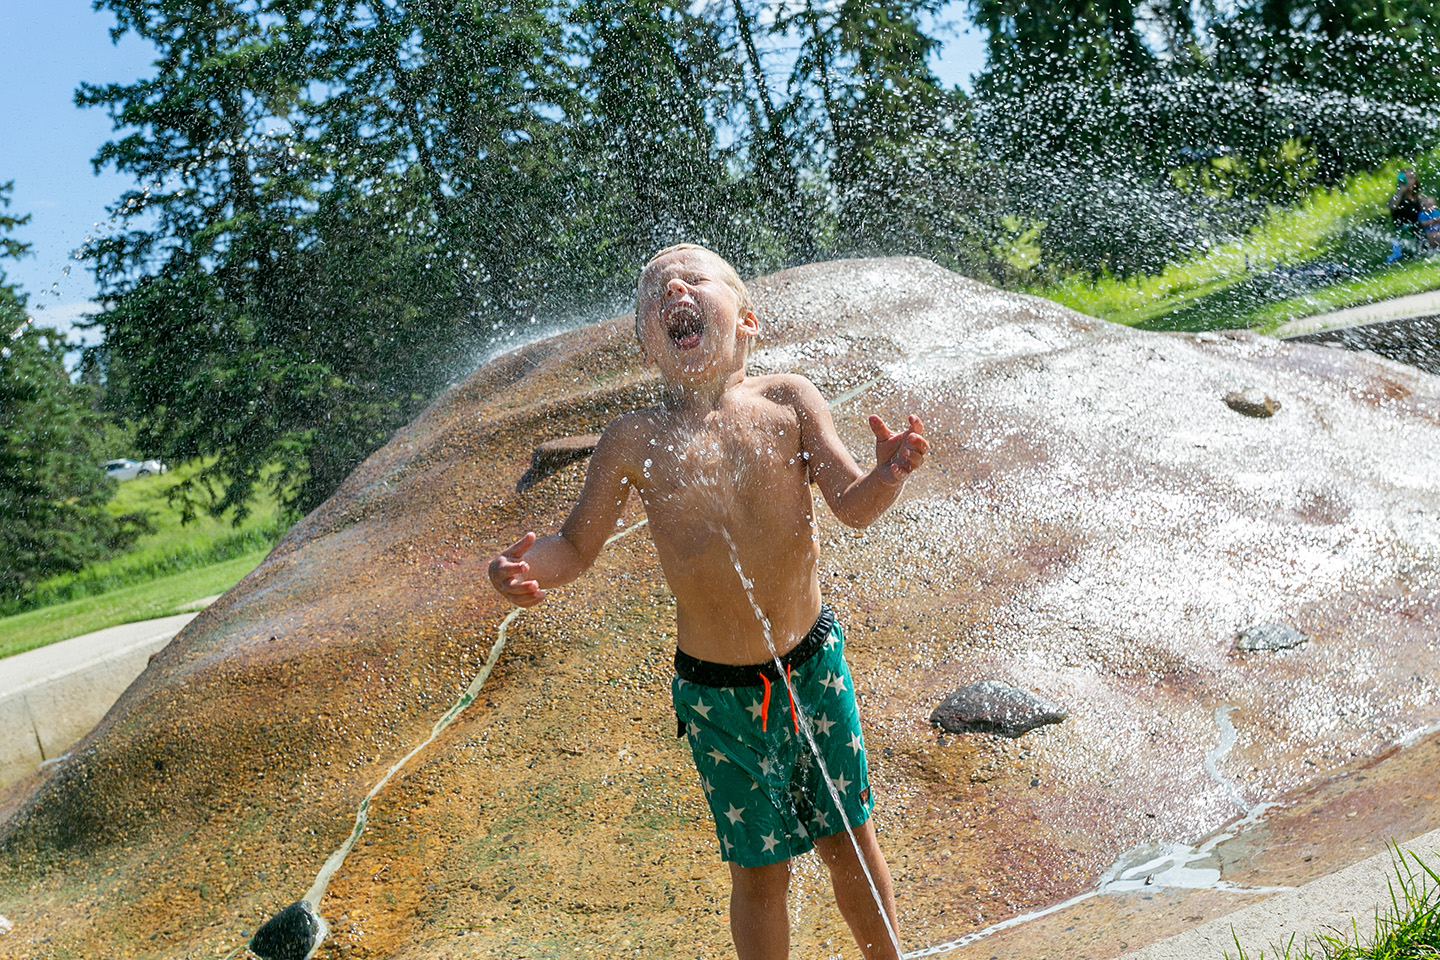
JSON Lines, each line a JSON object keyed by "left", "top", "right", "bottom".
{"left": 636, "top": 249, "right": 758, "bottom": 385}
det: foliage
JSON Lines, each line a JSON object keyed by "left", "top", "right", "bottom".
{"left": 0, "top": 184, "right": 149, "bottom": 605}
{"left": 0, "top": 459, "right": 289, "bottom": 617}
{"left": 1034, "top": 151, "right": 1440, "bottom": 332}
{"left": 75, "top": 0, "right": 1440, "bottom": 525}
{"left": 0, "top": 324, "right": 153, "bottom": 605}
{"left": 968, "top": 0, "right": 1440, "bottom": 278}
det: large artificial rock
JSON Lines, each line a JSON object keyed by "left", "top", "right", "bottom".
{"left": 1, "top": 258, "right": 1438, "bottom": 959}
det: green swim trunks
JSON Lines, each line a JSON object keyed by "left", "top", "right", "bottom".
{"left": 671, "top": 606, "right": 874, "bottom": 868}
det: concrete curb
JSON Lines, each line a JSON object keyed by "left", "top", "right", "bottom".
{"left": 1273, "top": 288, "right": 1440, "bottom": 338}
{"left": 0, "top": 612, "right": 201, "bottom": 788}
{"left": 1119, "top": 826, "right": 1440, "bottom": 959}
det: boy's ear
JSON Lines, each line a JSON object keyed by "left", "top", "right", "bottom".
{"left": 737, "top": 309, "right": 760, "bottom": 339}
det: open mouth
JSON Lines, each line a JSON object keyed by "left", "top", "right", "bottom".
{"left": 665, "top": 304, "right": 704, "bottom": 350}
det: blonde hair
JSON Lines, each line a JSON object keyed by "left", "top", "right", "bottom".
{"left": 635, "top": 244, "right": 755, "bottom": 339}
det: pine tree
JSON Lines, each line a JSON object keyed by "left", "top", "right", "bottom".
{"left": 0, "top": 183, "right": 140, "bottom": 606}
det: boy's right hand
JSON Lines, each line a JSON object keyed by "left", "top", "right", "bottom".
{"left": 489, "top": 532, "right": 547, "bottom": 607}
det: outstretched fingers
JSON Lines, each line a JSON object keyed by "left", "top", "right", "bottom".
{"left": 490, "top": 532, "right": 547, "bottom": 605}
{"left": 871, "top": 412, "right": 929, "bottom": 481}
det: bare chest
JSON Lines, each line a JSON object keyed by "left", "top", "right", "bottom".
{"left": 634, "top": 409, "right": 809, "bottom": 532}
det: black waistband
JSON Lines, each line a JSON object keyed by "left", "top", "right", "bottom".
{"left": 673, "top": 606, "right": 835, "bottom": 688}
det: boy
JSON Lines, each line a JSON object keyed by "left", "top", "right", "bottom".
{"left": 488, "top": 244, "right": 928, "bottom": 960}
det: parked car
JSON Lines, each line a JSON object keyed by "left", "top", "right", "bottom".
{"left": 104, "top": 458, "right": 167, "bottom": 481}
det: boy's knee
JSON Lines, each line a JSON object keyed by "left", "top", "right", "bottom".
{"left": 729, "top": 859, "right": 792, "bottom": 900}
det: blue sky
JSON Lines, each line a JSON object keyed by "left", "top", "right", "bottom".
{"left": 0, "top": 1, "right": 985, "bottom": 347}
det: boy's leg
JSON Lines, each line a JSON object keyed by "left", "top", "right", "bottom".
{"left": 728, "top": 859, "right": 792, "bottom": 960}
{"left": 813, "top": 820, "right": 900, "bottom": 960}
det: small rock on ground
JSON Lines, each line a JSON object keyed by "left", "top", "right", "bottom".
{"left": 1225, "top": 388, "right": 1282, "bottom": 418}
{"left": 1235, "top": 623, "right": 1307, "bottom": 651}
{"left": 931, "top": 680, "right": 1068, "bottom": 738}
{"left": 250, "top": 900, "right": 327, "bottom": 960}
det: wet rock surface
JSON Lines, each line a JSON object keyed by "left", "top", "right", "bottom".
{"left": 1235, "top": 623, "right": 1308, "bottom": 651}
{"left": 931, "top": 680, "right": 1068, "bottom": 738}
{"left": 0, "top": 257, "right": 1437, "bottom": 959}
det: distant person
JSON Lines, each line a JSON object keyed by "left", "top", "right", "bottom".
{"left": 1388, "top": 169, "right": 1422, "bottom": 262}
{"left": 1419, "top": 195, "right": 1440, "bottom": 250}
{"left": 488, "top": 243, "right": 928, "bottom": 960}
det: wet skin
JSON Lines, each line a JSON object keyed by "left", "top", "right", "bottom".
{"left": 489, "top": 248, "right": 930, "bottom": 664}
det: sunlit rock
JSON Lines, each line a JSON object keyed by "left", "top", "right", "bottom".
{"left": 1235, "top": 623, "right": 1308, "bottom": 651}
{"left": 1, "top": 257, "right": 1437, "bottom": 959}
{"left": 249, "top": 899, "right": 326, "bottom": 960}
{"left": 930, "top": 680, "right": 1068, "bottom": 738}
{"left": 1224, "top": 386, "right": 1282, "bottom": 417}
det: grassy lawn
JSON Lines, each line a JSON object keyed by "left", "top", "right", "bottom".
{"left": 0, "top": 549, "right": 270, "bottom": 660}
{"left": 1036, "top": 154, "right": 1440, "bottom": 333}
{"left": 0, "top": 462, "right": 292, "bottom": 660}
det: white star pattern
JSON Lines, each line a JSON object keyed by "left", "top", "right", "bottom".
{"left": 813, "top": 714, "right": 835, "bottom": 737}
{"left": 707, "top": 747, "right": 729, "bottom": 765}
{"left": 823, "top": 631, "right": 839, "bottom": 649}
{"left": 761, "top": 832, "right": 780, "bottom": 853}
{"left": 746, "top": 700, "right": 764, "bottom": 722}
{"left": 811, "top": 809, "right": 830, "bottom": 831}
{"left": 702, "top": 777, "right": 714, "bottom": 796}
{"left": 724, "top": 804, "right": 746, "bottom": 824}
{"left": 831, "top": 774, "right": 851, "bottom": 796}
{"left": 848, "top": 731, "right": 864, "bottom": 755}
{"left": 722, "top": 835, "right": 734, "bottom": 855}
{"left": 688, "top": 721, "right": 701, "bottom": 737}
{"left": 821, "top": 672, "right": 847, "bottom": 694}
{"left": 691, "top": 698, "right": 712, "bottom": 719}
{"left": 759, "top": 757, "right": 777, "bottom": 777}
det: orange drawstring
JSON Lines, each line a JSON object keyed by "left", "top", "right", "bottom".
{"left": 758, "top": 673, "right": 772, "bottom": 732}
{"left": 787, "top": 664, "right": 799, "bottom": 734}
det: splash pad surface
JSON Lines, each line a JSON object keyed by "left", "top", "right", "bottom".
{"left": 1, "top": 258, "right": 1437, "bottom": 958}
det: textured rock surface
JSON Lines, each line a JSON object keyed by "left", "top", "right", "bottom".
{"left": 931, "top": 680, "right": 1068, "bottom": 738}
{"left": 1235, "top": 623, "right": 1308, "bottom": 652}
{"left": 1, "top": 258, "right": 1438, "bottom": 960}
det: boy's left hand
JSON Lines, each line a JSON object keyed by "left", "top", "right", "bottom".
{"left": 869, "top": 413, "right": 929, "bottom": 484}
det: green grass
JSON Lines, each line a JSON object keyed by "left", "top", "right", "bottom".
{"left": 1035, "top": 154, "right": 1440, "bottom": 333}
{"left": 1226, "top": 846, "right": 1440, "bottom": 960}
{"left": 0, "top": 548, "right": 270, "bottom": 660}
{"left": 0, "top": 461, "right": 293, "bottom": 660}
{"left": 4, "top": 461, "right": 291, "bottom": 617}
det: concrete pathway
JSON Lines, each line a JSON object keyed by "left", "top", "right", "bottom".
{"left": 1273, "top": 288, "right": 1440, "bottom": 337}
{"left": 1120, "top": 826, "right": 1440, "bottom": 959}
{"left": 0, "top": 603, "right": 215, "bottom": 788}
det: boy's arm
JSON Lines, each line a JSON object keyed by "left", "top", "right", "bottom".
{"left": 488, "top": 417, "right": 643, "bottom": 606}
{"left": 791, "top": 377, "right": 929, "bottom": 529}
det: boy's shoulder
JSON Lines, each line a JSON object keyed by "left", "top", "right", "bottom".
{"left": 744, "top": 371, "right": 824, "bottom": 402}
